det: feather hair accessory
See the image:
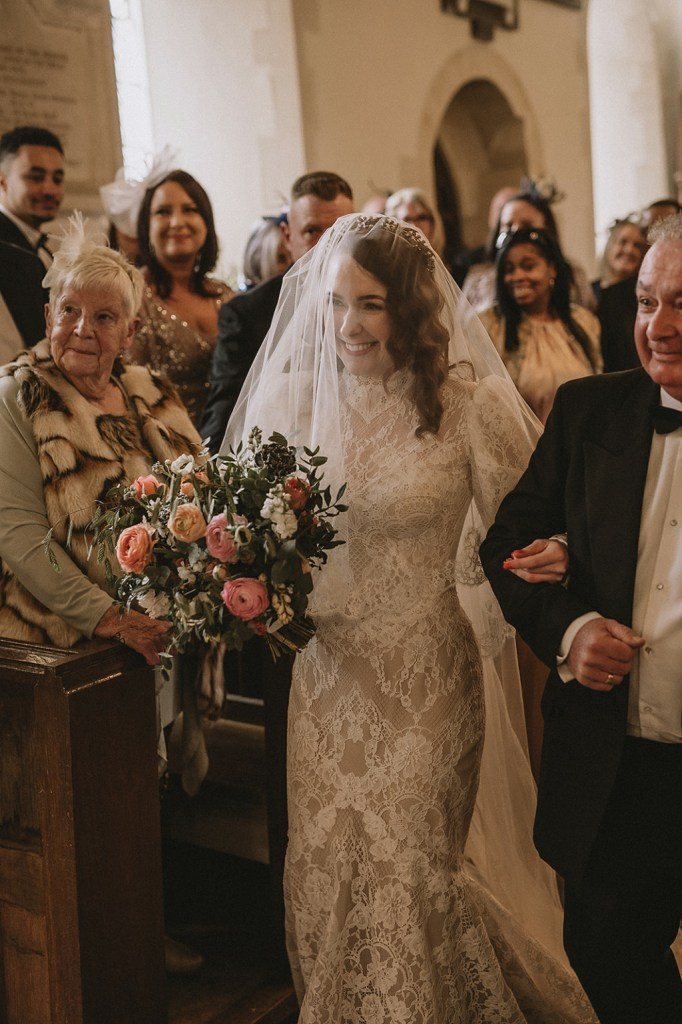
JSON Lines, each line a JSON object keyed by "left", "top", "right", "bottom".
{"left": 100, "top": 144, "right": 180, "bottom": 237}
{"left": 42, "top": 211, "right": 108, "bottom": 290}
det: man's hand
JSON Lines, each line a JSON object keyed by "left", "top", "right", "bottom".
{"left": 503, "top": 538, "right": 569, "bottom": 584}
{"left": 567, "top": 618, "right": 644, "bottom": 690}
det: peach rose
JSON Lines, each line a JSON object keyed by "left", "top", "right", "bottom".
{"left": 116, "top": 523, "right": 155, "bottom": 573}
{"left": 205, "top": 513, "right": 239, "bottom": 563}
{"left": 221, "top": 578, "right": 269, "bottom": 620}
{"left": 133, "top": 474, "right": 161, "bottom": 498}
{"left": 284, "top": 476, "right": 310, "bottom": 511}
{"left": 168, "top": 504, "right": 207, "bottom": 543}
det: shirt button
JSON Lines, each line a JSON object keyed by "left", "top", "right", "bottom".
{"left": 645, "top": 645, "right": 653, "bottom": 654}
{"left": 671, "top": 519, "right": 678, "bottom": 526}
{"left": 642, "top": 704, "right": 653, "bottom": 715}
{"left": 656, "top": 583, "right": 664, "bottom": 590}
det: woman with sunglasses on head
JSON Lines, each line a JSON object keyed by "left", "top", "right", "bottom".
{"left": 479, "top": 226, "right": 602, "bottom": 426}
{"left": 463, "top": 187, "right": 595, "bottom": 315}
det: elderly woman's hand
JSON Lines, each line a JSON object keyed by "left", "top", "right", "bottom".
{"left": 502, "top": 537, "right": 568, "bottom": 584}
{"left": 94, "top": 604, "right": 171, "bottom": 666}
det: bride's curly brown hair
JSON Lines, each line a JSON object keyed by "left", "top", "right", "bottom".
{"left": 344, "top": 226, "right": 450, "bottom": 435}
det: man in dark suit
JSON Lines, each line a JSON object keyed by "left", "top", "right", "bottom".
{"left": 0, "top": 126, "right": 64, "bottom": 348}
{"left": 480, "top": 215, "right": 682, "bottom": 1023}
{"left": 200, "top": 171, "right": 354, "bottom": 453}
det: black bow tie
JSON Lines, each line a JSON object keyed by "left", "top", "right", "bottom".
{"left": 651, "top": 404, "right": 682, "bottom": 434}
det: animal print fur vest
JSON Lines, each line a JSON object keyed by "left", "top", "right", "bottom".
{"left": 0, "top": 340, "right": 201, "bottom": 647}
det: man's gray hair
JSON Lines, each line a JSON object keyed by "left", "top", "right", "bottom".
{"left": 647, "top": 211, "right": 682, "bottom": 245}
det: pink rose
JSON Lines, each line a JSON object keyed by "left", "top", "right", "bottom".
{"left": 168, "top": 504, "right": 207, "bottom": 543}
{"left": 284, "top": 476, "right": 310, "bottom": 511}
{"left": 205, "top": 513, "right": 239, "bottom": 563}
{"left": 116, "top": 523, "right": 155, "bottom": 573}
{"left": 133, "top": 474, "right": 161, "bottom": 498}
{"left": 221, "top": 578, "right": 269, "bottom": 620}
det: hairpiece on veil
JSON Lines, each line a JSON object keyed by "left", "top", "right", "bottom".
{"left": 99, "top": 144, "right": 179, "bottom": 237}
{"left": 351, "top": 214, "right": 437, "bottom": 272}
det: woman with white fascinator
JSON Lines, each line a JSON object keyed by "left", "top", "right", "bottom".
{"left": 102, "top": 149, "right": 234, "bottom": 429}
{"left": 223, "top": 214, "right": 597, "bottom": 1022}
{"left": 0, "top": 214, "right": 206, "bottom": 973}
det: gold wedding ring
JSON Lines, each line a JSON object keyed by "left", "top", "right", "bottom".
{"left": 605, "top": 673, "right": 615, "bottom": 685}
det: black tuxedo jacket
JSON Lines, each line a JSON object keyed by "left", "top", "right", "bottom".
{"left": 200, "top": 274, "right": 284, "bottom": 454}
{"left": 0, "top": 211, "right": 35, "bottom": 253}
{"left": 0, "top": 240, "right": 48, "bottom": 348}
{"left": 480, "top": 368, "right": 658, "bottom": 882}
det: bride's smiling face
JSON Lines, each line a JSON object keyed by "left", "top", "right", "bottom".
{"left": 329, "top": 256, "right": 395, "bottom": 377}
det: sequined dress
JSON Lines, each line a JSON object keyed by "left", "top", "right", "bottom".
{"left": 130, "top": 281, "right": 233, "bottom": 428}
{"left": 284, "top": 369, "right": 597, "bottom": 1023}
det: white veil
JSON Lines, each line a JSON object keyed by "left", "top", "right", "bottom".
{"left": 222, "top": 214, "right": 568, "bottom": 962}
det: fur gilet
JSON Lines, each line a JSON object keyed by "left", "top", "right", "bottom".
{"left": 0, "top": 340, "right": 201, "bottom": 647}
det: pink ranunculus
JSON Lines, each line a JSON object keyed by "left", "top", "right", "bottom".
{"left": 221, "top": 578, "right": 269, "bottom": 620}
{"left": 168, "top": 503, "right": 207, "bottom": 543}
{"left": 284, "top": 476, "right": 310, "bottom": 511}
{"left": 133, "top": 474, "right": 161, "bottom": 498}
{"left": 116, "top": 523, "right": 155, "bottom": 573}
{"left": 205, "top": 513, "right": 239, "bottom": 563}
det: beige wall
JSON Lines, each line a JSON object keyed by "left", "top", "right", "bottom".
{"left": 292, "top": 0, "right": 594, "bottom": 268}
{"left": 139, "top": 0, "right": 306, "bottom": 280}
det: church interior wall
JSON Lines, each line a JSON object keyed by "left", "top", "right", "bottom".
{"left": 292, "top": 0, "right": 594, "bottom": 271}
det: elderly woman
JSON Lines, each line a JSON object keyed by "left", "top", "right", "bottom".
{"left": 0, "top": 225, "right": 201, "bottom": 661}
{"left": 0, "top": 222, "right": 204, "bottom": 972}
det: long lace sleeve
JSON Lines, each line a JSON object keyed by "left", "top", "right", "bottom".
{"left": 467, "top": 375, "right": 539, "bottom": 531}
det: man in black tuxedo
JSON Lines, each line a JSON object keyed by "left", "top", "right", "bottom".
{"left": 480, "top": 215, "right": 682, "bottom": 1023}
{"left": 200, "top": 171, "right": 354, "bottom": 453}
{"left": 0, "top": 126, "right": 64, "bottom": 348}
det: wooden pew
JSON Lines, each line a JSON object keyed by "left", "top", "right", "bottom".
{"left": 0, "top": 637, "right": 166, "bottom": 1024}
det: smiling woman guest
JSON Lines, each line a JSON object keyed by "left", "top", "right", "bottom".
{"left": 131, "top": 170, "right": 233, "bottom": 428}
{"left": 0, "top": 218, "right": 200, "bottom": 660}
{"left": 592, "top": 218, "right": 647, "bottom": 304}
{"left": 479, "top": 226, "right": 602, "bottom": 424}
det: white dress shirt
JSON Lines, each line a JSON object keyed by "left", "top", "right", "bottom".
{"left": 558, "top": 389, "right": 682, "bottom": 743}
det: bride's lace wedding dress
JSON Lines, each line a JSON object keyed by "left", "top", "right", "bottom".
{"left": 284, "top": 369, "right": 596, "bottom": 1023}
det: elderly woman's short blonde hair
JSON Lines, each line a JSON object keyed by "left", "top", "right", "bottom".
{"left": 45, "top": 215, "right": 144, "bottom": 319}
{"left": 385, "top": 187, "right": 446, "bottom": 257}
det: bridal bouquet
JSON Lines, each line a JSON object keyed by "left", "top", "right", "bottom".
{"left": 84, "top": 429, "right": 346, "bottom": 666}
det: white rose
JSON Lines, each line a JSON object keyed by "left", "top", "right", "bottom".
{"left": 170, "top": 453, "right": 195, "bottom": 475}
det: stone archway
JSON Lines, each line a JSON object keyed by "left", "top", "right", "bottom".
{"left": 418, "top": 48, "right": 541, "bottom": 261}
{"left": 436, "top": 77, "right": 528, "bottom": 257}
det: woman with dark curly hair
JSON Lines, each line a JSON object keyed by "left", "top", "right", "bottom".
{"left": 130, "top": 169, "right": 233, "bottom": 427}
{"left": 480, "top": 227, "right": 602, "bottom": 425}
{"left": 223, "top": 214, "right": 596, "bottom": 1023}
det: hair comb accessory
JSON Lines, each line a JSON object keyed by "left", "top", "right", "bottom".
{"left": 100, "top": 144, "right": 180, "bottom": 237}
{"left": 351, "top": 214, "right": 437, "bottom": 272}
{"left": 519, "top": 175, "right": 565, "bottom": 207}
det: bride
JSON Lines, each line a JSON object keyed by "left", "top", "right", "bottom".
{"left": 223, "top": 214, "right": 596, "bottom": 1022}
